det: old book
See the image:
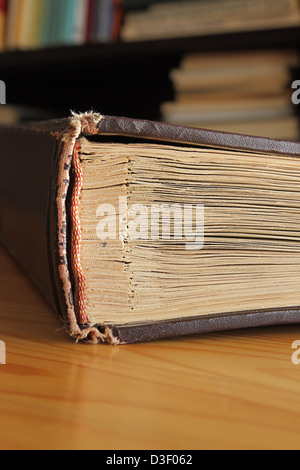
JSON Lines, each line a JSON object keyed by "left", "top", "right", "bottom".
{"left": 168, "top": 50, "right": 299, "bottom": 95}
{"left": 1, "top": 112, "right": 300, "bottom": 345}
{"left": 121, "top": 0, "right": 300, "bottom": 41}
{"left": 160, "top": 94, "right": 294, "bottom": 124}
{"left": 180, "top": 49, "right": 300, "bottom": 71}
{"left": 161, "top": 49, "right": 299, "bottom": 141}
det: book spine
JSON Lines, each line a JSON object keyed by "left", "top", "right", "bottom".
{"left": 13, "top": 0, "right": 27, "bottom": 49}
{"left": 64, "top": 0, "right": 78, "bottom": 44}
{"left": 18, "top": 0, "right": 34, "bottom": 49}
{"left": 40, "top": 0, "right": 54, "bottom": 47}
{"left": 94, "top": 0, "right": 113, "bottom": 43}
{"left": 47, "top": 0, "right": 62, "bottom": 46}
{"left": 85, "top": 0, "right": 96, "bottom": 42}
{"left": 59, "top": 0, "right": 77, "bottom": 45}
{"left": 73, "top": 0, "right": 89, "bottom": 44}
{"left": 5, "top": 0, "right": 19, "bottom": 49}
{"left": 104, "top": 0, "right": 114, "bottom": 42}
{"left": 51, "top": 0, "right": 67, "bottom": 45}
{"left": 111, "top": 0, "right": 123, "bottom": 41}
{"left": 0, "top": 0, "right": 7, "bottom": 51}
{"left": 26, "top": 0, "right": 46, "bottom": 49}
{"left": 92, "top": 0, "right": 102, "bottom": 41}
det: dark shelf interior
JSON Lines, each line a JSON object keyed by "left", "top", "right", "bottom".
{"left": 0, "top": 27, "right": 299, "bottom": 120}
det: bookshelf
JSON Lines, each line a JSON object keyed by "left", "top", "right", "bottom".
{"left": 0, "top": 26, "right": 299, "bottom": 121}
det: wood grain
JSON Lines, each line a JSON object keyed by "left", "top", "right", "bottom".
{"left": 1, "top": 245, "right": 300, "bottom": 450}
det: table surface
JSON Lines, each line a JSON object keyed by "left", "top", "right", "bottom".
{"left": 1, "top": 245, "right": 300, "bottom": 450}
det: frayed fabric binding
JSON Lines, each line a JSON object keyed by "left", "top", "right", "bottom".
{"left": 55, "top": 111, "right": 116, "bottom": 344}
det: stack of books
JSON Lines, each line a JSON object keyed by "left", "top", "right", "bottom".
{"left": 161, "top": 49, "right": 300, "bottom": 141}
{"left": 121, "top": 0, "right": 300, "bottom": 42}
{"left": 0, "top": 0, "right": 122, "bottom": 52}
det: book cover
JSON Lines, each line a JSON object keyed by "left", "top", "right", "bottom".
{"left": 1, "top": 112, "right": 300, "bottom": 345}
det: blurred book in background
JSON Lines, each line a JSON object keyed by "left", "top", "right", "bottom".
{"left": 0, "top": 0, "right": 123, "bottom": 51}
{"left": 0, "top": 104, "right": 57, "bottom": 123}
{"left": 0, "top": 0, "right": 7, "bottom": 50}
{"left": 121, "top": 0, "right": 300, "bottom": 42}
{"left": 161, "top": 49, "right": 300, "bottom": 140}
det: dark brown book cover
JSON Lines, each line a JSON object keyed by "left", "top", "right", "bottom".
{"left": 1, "top": 111, "right": 300, "bottom": 345}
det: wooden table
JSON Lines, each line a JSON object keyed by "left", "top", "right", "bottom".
{"left": 1, "top": 245, "right": 300, "bottom": 450}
